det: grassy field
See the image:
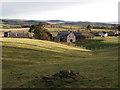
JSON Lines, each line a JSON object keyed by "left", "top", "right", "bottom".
{"left": 0, "top": 28, "right": 29, "bottom": 32}
{"left": 0, "top": 24, "right": 22, "bottom": 29}
{"left": 1, "top": 37, "right": 119, "bottom": 88}
{"left": 46, "top": 25, "right": 114, "bottom": 32}
{"left": 75, "top": 37, "right": 119, "bottom": 50}
{"left": 91, "top": 29, "right": 114, "bottom": 32}
{"left": 0, "top": 28, "right": 29, "bottom": 37}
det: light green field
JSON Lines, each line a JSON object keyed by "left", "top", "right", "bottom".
{"left": 46, "top": 28, "right": 67, "bottom": 31}
{"left": 0, "top": 28, "right": 29, "bottom": 32}
{"left": 1, "top": 37, "right": 119, "bottom": 88}
{"left": 91, "top": 29, "right": 114, "bottom": 32}
{"left": 0, "top": 24, "right": 22, "bottom": 29}
{"left": 46, "top": 25, "right": 114, "bottom": 32}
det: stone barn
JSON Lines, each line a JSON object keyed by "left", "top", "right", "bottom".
{"left": 54, "top": 31, "right": 89, "bottom": 43}
{"left": 4, "top": 31, "right": 29, "bottom": 38}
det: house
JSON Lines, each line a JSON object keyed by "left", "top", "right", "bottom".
{"left": 67, "top": 32, "right": 76, "bottom": 42}
{"left": 112, "top": 31, "right": 120, "bottom": 36}
{"left": 98, "top": 32, "right": 108, "bottom": 37}
{"left": 107, "top": 31, "right": 115, "bottom": 36}
{"left": 54, "top": 31, "right": 93, "bottom": 42}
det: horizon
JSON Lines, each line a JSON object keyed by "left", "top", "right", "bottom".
{"left": 1, "top": 18, "right": 118, "bottom": 24}
{"left": 1, "top": 0, "right": 119, "bottom": 22}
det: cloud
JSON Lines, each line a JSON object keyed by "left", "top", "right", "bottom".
{"left": 1, "top": 0, "right": 119, "bottom": 22}
{"left": 2, "top": 0, "right": 114, "bottom": 16}
{"left": 2, "top": 2, "right": 81, "bottom": 16}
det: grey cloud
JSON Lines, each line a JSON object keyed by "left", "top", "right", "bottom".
{"left": 2, "top": 2, "right": 84, "bottom": 16}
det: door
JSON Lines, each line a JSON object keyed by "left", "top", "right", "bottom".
{"left": 70, "top": 39, "right": 73, "bottom": 42}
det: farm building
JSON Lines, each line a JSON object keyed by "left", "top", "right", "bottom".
{"left": 92, "top": 31, "right": 120, "bottom": 37}
{"left": 107, "top": 31, "right": 120, "bottom": 36}
{"left": 54, "top": 31, "right": 94, "bottom": 42}
{"left": 98, "top": 32, "right": 108, "bottom": 37}
{"left": 4, "top": 31, "right": 31, "bottom": 38}
{"left": 107, "top": 31, "right": 115, "bottom": 36}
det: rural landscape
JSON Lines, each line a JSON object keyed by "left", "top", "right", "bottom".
{"left": 1, "top": 19, "right": 119, "bottom": 88}
{"left": 1, "top": 0, "right": 119, "bottom": 88}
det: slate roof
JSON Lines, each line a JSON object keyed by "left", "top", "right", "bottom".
{"left": 55, "top": 32, "right": 81, "bottom": 39}
{"left": 98, "top": 32, "right": 107, "bottom": 36}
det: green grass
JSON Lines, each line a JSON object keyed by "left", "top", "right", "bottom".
{"left": 46, "top": 25, "right": 115, "bottom": 32}
{"left": 0, "top": 24, "right": 22, "bottom": 29}
{"left": 46, "top": 28, "right": 67, "bottom": 31}
{"left": 75, "top": 37, "right": 119, "bottom": 50}
{"left": 46, "top": 25, "right": 83, "bottom": 32}
{"left": 1, "top": 37, "right": 119, "bottom": 88}
{"left": 91, "top": 29, "right": 114, "bottom": 32}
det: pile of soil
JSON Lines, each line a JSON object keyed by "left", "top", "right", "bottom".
{"left": 41, "top": 70, "right": 82, "bottom": 86}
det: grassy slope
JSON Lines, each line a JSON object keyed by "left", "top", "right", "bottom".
{"left": 75, "top": 37, "right": 119, "bottom": 50}
{"left": 1, "top": 37, "right": 118, "bottom": 88}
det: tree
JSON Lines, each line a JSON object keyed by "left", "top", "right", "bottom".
{"left": 86, "top": 25, "right": 92, "bottom": 31}
{"left": 33, "top": 22, "right": 52, "bottom": 40}
{"left": 118, "top": 25, "right": 120, "bottom": 31}
{"left": 28, "top": 25, "right": 36, "bottom": 32}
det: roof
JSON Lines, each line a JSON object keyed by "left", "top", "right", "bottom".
{"left": 55, "top": 32, "right": 81, "bottom": 39}
{"left": 98, "top": 32, "right": 107, "bottom": 36}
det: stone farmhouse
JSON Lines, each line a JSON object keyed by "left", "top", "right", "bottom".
{"left": 54, "top": 31, "right": 94, "bottom": 43}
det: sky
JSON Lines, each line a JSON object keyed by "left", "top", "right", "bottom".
{"left": 0, "top": 0, "right": 119, "bottom": 22}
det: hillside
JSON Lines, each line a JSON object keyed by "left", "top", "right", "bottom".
{"left": 1, "top": 19, "right": 114, "bottom": 25}
{"left": 2, "top": 37, "right": 118, "bottom": 88}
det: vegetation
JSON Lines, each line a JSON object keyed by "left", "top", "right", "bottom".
{"left": 30, "top": 22, "right": 52, "bottom": 40}
{"left": 118, "top": 25, "right": 120, "bottom": 31}
{"left": 75, "top": 37, "right": 119, "bottom": 50}
{"left": 86, "top": 25, "right": 92, "bottom": 31}
{"left": 2, "top": 37, "right": 119, "bottom": 88}
{"left": 1, "top": 19, "right": 119, "bottom": 88}
{"left": 28, "top": 25, "right": 36, "bottom": 32}
{"left": 45, "top": 25, "right": 115, "bottom": 32}
{"left": 91, "top": 29, "right": 114, "bottom": 32}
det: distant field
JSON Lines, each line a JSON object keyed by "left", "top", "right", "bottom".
{"left": 46, "top": 25, "right": 84, "bottom": 32}
{"left": 46, "top": 28, "right": 67, "bottom": 31}
{"left": 2, "top": 37, "right": 119, "bottom": 88}
{"left": 0, "top": 24, "right": 22, "bottom": 29}
{"left": 0, "top": 25, "right": 114, "bottom": 32}
{"left": 0, "top": 28, "right": 29, "bottom": 37}
{"left": 0, "top": 28, "right": 29, "bottom": 32}
{"left": 91, "top": 29, "right": 114, "bottom": 32}
{"left": 0, "top": 26, "right": 116, "bottom": 38}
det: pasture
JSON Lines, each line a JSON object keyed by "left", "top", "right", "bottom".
{"left": 1, "top": 37, "right": 119, "bottom": 88}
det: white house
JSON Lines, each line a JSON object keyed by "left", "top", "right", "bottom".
{"left": 98, "top": 32, "right": 108, "bottom": 37}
